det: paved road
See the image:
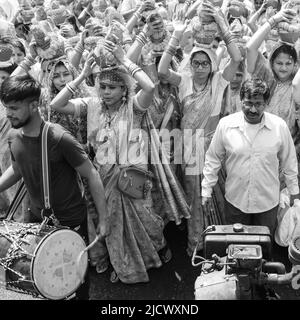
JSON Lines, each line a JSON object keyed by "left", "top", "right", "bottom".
{"left": 1, "top": 222, "right": 300, "bottom": 300}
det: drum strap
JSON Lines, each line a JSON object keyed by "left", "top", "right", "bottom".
{"left": 41, "top": 122, "right": 51, "bottom": 212}
{"left": 40, "top": 122, "right": 59, "bottom": 226}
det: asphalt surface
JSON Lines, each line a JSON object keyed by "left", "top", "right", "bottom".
{"left": 1, "top": 221, "right": 300, "bottom": 300}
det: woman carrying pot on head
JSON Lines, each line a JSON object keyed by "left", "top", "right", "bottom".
{"left": 41, "top": 56, "right": 89, "bottom": 145}
{"left": 158, "top": 2, "right": 242, "bottom": 255}
{"left": 246, "top": 4, "right": 300, "bottom": 149}
{"left": 126, "top": 6, "right": 191, "bottom": 228}
{"left": 49, "top": 41, "right": 170, "bottom": 284}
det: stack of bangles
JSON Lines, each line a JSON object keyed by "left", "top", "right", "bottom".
{"left": 126, "top": 62, "right": 142, "bottom": 77}
{"left": 66, "top": 81, "right": 78, "bottom": 95}
{"left": 19, "top": 55, "right": 36, "bottom": 72}
{"left": 165, "top": 35, "right": 179, "bottom": 56}
{"left": 74, "top": 42, "right": 84, "bottom": 54}
{"left": 135, "top": 31, "right": 147, "bottom": 46}
{"left": 222, "top": 31, "right": 236, "bottom": 46}
{"left": 133, "top": 10, "right": 141, "bottom": 20}
{"left": 64, "top": 43, "right": 73, "bottom": 54}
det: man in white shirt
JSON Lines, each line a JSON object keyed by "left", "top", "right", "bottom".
{"left": 201, "top": 78, "right": 300, "bottom": 236}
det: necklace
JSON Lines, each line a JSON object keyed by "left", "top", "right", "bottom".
{"left": 193, "top": 80, "right": 209, "bottom": 93}
{"left": 104, "top": 110, "right": 118, "bottom": 128}
{"left": 103, "top": 101, "right": 125, "bottom": 128}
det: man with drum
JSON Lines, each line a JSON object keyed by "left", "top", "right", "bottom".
{"left": 0, "top": 75, "right": 108, "bottom": 300}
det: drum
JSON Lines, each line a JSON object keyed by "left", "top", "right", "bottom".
{"left": 0, "top": 220, "right": 88, "bottom": 300}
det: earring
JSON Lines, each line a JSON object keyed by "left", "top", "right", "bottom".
{"left": 122, "top": 94, "right": 126, "bottom": 102}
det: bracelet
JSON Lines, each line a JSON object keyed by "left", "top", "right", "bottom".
{"left": 74, "top": 42, "right": 84, "bottom": 54}
{"left": 65, "top": 44, "right": 73, "bottom": 54}
{"left": 19, "top": 61, "right": 30, "bottom": 73}
{"left": 135, "top": 33, "right": 147, "bottom": 46}
{"left": 25, "top": 55, "right": 35, "bottom": 65}
{"left": 222, "top": 31, "right": 236, "bottom": 46}
{"left": 131, "top": 66, "right": 142, "bottom": 77}
{"left": 65, "top": 84, "right": 75, "bottom": 95}
{"left": 224, "top": 37, "right": 236, "bottom": 46}
{"left": 66, "top": 82, "right": 77, "bottom": 95}
{"left": 165, "top": 44, "right": 177, "bottom": 56}
{"left": 221, "top": 30, "right": 231, "bottom": 40}
{"left": 133, "top": 11, "right": 141, "bottom": 20}
{"left": 126, "top": 62, "right": 142, "bottom": 77}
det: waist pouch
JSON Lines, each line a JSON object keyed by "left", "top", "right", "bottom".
{"left": 117, "top": 166, "right": 154, "bottom": 199}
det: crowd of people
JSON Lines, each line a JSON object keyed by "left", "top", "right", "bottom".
{"left": 0, "top": 0, "right": 300, "bottom": 299}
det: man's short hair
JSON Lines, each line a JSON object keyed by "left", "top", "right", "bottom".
{"left": 240, "top": 78, "right": 270, "bottom": 102}
{"left": 0, "top": 75, "right": 41, "bottom": 104}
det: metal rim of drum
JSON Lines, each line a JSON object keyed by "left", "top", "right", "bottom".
{"left": 30, "top": 228, "right": 88, "bottom": 300}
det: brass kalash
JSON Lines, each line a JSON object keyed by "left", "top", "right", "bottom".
{"left": 193, "top": 224, "right": 300, "bottom": 300}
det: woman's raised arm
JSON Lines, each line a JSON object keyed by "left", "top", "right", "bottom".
{"left": 246, "top": 7, "right": 295, "bottom": 73}
{"left": 50, "top": 53, "right": 96, "bottom": 115}
{"left": 105, "top": 41, "right": 155, "bottom": 110}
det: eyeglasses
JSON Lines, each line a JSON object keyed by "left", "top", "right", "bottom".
{"left": 191, "top": 60, "right": 211, "bottom": 69}
{"left": 242, "top": 101, "right": 266, "bottom": 109}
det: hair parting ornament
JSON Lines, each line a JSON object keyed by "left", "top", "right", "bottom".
{"left": 98, "top": 67, "right": 126, "bottom": 86}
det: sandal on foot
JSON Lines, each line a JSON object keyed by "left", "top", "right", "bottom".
{"left": 159, "top": 246, "right": 172, "bottom": 264}
{"left": 110, "top": 271, "right": 119, "bottom": 283}
{"left": 96, "top": 261, "right": 109, "bottom": 274}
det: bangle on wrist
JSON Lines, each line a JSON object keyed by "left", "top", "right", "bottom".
{"left": 25, "top": 55, "right": 35, "bottom": 65}
{"left": 135, "top": 32, "right": 147, "bottom": 46}
{"left": 65, "top": 84, "right": 75, "bottom": 95}
{"left": 126, "top": 62, "right": 142, "bottom": 77}
{"left": 74, "top": 42, "right": 84, "bottom": 54}
{"left": 131, "top": 66, "right": 142, "bottom": 77}
{"left": 133, "top": 11, "right": 141, "bottom": 20}
{"left": 66, "top": 81, "right": 77, "bottom": 95}
{"left": 222, "top": 31, "right": 235, "bottom": 46}
{"left": 19, "top": 61, "right": 30, "bottom": 72}
{"left": 165, "top": 44, "right": 177, "bottom": 57}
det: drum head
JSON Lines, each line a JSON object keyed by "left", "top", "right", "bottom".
{"left": 31, "top": 229, "right": 88, "bottom": 300}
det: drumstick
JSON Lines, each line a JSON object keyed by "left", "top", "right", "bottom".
{"left": 76, "top": 234, "right": 102, "bottom": 280}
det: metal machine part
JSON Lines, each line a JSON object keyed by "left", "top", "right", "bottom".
{"left": 194, "top": 224, "right": 300, "bottom": 300}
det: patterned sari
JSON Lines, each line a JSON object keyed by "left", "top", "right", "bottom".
{"left": 180, "top": 74, "right": 227, "bottom": 256}
{"left": 73, "top": 97, "right": 166, "bottom": 283}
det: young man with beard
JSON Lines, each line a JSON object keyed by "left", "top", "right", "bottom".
{"left": 0, "top": 75, "right": 108, "bottom": 299}
{"left": 201, "top": 78, "right": 300, "bottom": 237}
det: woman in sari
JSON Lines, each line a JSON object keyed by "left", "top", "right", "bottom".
{"left": 50, "top": 42, "right": 169, "bottom": 284}
{"left": 158, "top": 3, "right": 242, "bottom": 255}
{"left": 246, "top": 5, "right": 300, "bottom": 185}
{"left": 126, "top": 8, "right": 187, "bottom": 226}
{"left": 246, "top": 5, "right": 299, "bottom": 134}
{"left": 40, "top": 57, "right": 88, "bottom": 145}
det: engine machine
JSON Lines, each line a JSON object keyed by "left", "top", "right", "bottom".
{"left": 194, "top": 224, "right": 300, "bottom": 300}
